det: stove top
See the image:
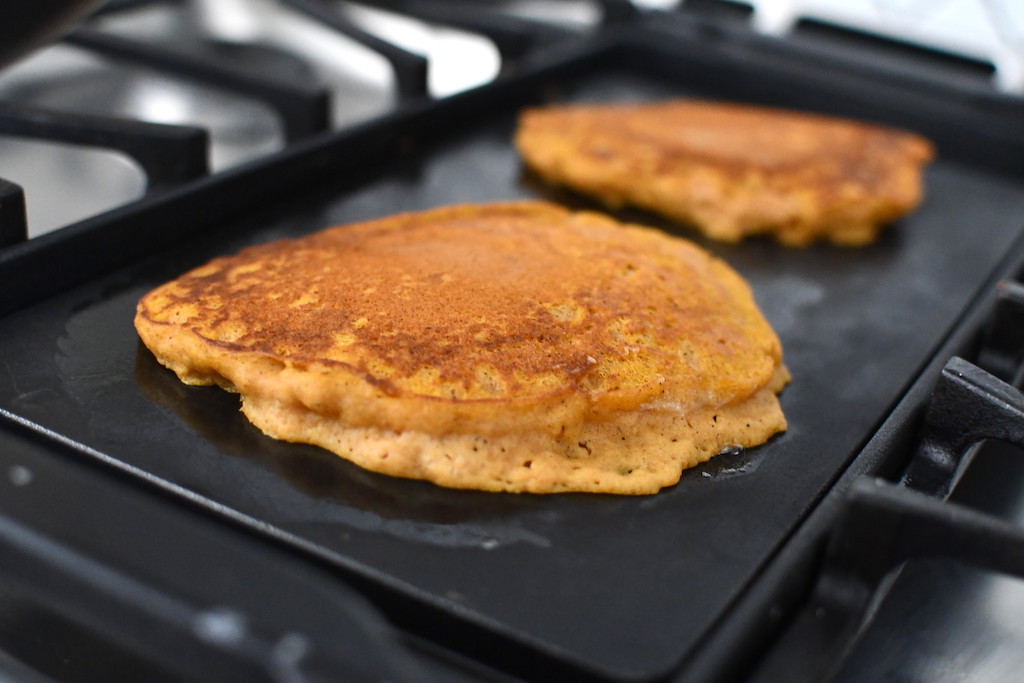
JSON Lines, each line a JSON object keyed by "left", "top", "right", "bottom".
{"left": 2, "top": 2, "right": 1024, "bottom": 682}
{"left": 0, "top": 0, "right": 520, "bottom": 237}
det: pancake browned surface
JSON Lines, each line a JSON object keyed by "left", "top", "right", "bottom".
{"left": 135, "top": 201, "right": 788, "bottom": 494}
{"left": 515, "top": 100, "right": 934, "bottom": 246}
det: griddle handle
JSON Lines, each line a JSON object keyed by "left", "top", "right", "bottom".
{"left": 280, "top": 0, "right": 430, "bottom": 100}
{"left": 899, "top": 356, "right": 1024, "bottom": 497}
{"left": 752, "top": 477, "right": 1024, "bottom": 682}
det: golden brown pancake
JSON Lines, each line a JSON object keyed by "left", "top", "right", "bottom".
{"left": 515, "top": 100, "right": 934, "bottom": 246}
{"left": 135, "top": 201, "right": 788, "bottom": 494}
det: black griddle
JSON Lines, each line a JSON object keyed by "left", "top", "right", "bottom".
{"left": 2, "top": 12, "right": 1024, "bottom": 682}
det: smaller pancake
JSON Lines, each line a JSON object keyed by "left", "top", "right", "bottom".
{"left": 515, "top": 100, "right": 934, "bottom": 246}
{"left": 135, "top": 201, "right": 788, "bottom": 494}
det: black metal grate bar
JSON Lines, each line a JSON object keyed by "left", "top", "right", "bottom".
{"left": 753, "top": 476, "right": 1024, "bottom": 682}
{"left": 64, "top": 28, "right": 331, "bottom": 143}
{"left": 362, "top": 0, "right": 572, "bottom": 65}
{"left": 753, "top": 356, "right": 1024, "bottom": 680}
{"left": 596, "top": 0, "right": 641, "bottom": 24}
{"left": 281, "top": 0, "right": 430, "bottom": 99}
{"left": 89, "top": 0, "right": 185, "bottom": 17}
{"left": 0, "top": 102, "right": 208, "bottom": 194}
{"left": 976, "top": 279, "right": 1024, "bottom": 385}
{"left": 0, "top": 179, "right": 27, "bottom": 248}
{"left": 900, "top": 356, "right": 1024, "bottom": 497}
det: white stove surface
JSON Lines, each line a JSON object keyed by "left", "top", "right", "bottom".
{"left": 719, "top": 0, "right": 1024, "bottom": 92}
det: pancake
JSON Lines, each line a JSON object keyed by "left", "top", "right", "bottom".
{"left": 514, "top": 100, "right": 934, "bottom": 246}
{"left": 135, "top": 201, "right": 788, "bottom": 494}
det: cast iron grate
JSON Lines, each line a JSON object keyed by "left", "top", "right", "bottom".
{"left": 0, "top": 101, "right": 209, "bottom": 245}
{"left": 0, "top": 0, "right": 546, "bottom": 243}
{"left": 62, "top": 28, "right": 332, "bottom": 144}
{"left": 755, "top": 344, "right": 1024, "bottom": 681}
{"left": 0, "top": 102, "right": 209, "bottom": 192}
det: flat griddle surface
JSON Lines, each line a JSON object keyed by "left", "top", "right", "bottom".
{"left": 2, "top": 45, "right": 1024, "bottom": 680}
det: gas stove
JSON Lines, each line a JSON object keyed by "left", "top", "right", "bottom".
{"left": 0, "top": 0, "right": 529, "bottom": 237}
{"left": 2, "top": 2, "right": 1024, "bottom": 682}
